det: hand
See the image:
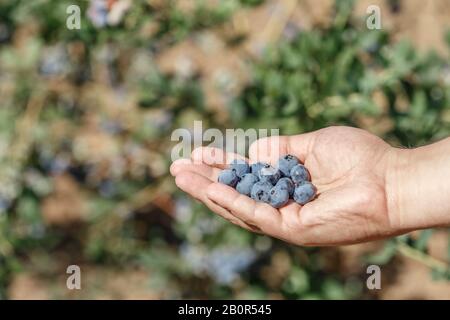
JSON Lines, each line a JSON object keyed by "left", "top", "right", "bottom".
{"left": 170, "top": 126, "right": 409, "bottom": 246}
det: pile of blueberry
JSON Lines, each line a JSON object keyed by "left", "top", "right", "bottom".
{"left": 218, "top": 155, "right": 317, "bottom": 208}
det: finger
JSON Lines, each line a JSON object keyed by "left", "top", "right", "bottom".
{"left": 191, "top": 147, "right": 247, "bottom": 168}
{"left": 248, "top": 136, "right": 288, "bottom": 165}
{"left": 249, "top": 132, "right": 317, "bottom": 165}
{"left": 267, "top": 200, "right": 322, "bottom": 246}
{"left": 170, "top": 158, "right": 191, "bottom": 176}
{"left": 206, "top": 182, "right": 282, "bottom": 236}
{"left": 174, "top": 171, "right": 261, "bottom": 233}
{"left": 170, "top": 158, "right": 221, "bottom": 182}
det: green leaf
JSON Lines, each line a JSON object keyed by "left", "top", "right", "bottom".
{"left": 366, "top": 240, "right": 397, "bottom": 265}
{"left": 414, "top": 229, "right": 433, "bottom": 252}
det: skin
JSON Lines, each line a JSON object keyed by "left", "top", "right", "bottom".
{"left": 170, "top": 126, "right": 450, "bottom": 246}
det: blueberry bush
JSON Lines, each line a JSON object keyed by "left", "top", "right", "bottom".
{"left": 0, "top": 0, "right": 449, "bottom": 299}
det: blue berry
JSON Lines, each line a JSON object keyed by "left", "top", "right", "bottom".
{"left": 277, "top": 154, "right": 300, "bottom": 177}
{"left": 250, "top": 162, "right": 265, "bottom": 177}
{"left": 290, "top": 164, "right": 310, "bottom": 184}
{"left": 293, "top": 181, "right": 317, "bottom": 205}
{"left": 229, "top": 159, "right": 250, "bottom": 178}
{"left": 259, "top": 164, "right": 281, "bottom": 185}
{"left": 276, "top": 177, "right": 294, "bottom": 197}
{"left": 250, "top": 181, "right": 272, "bottom": 203}
{"left": 236, "top": 173, "right": 259, "bottom": 196}
{"left": 269, "top": 185, "right": 290, "bottom": 208}
{"left": 218, "top": 169, "right": 240, "bottom": 187}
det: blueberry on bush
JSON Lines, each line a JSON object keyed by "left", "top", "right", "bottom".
{"left": 250, "top": 181, "right": 272, "bottom": 203}
{"left": 236, "top": 173, "right": 259, "bottom": 196}
{"left": 290, "top": 164, "right": 310, "bottom": 184}
{"left": 218, "top": 169, "right": 240, "bottom": 187}
{"left": 277, "top": 154, "right": 300, "bottom": 177}
{"left": 269, "top": 185, "right": 290, "bottom": 208}
{"left": 293, "top": 181, "right": 317, "bottom": 205}
{"left": 230, "top": 159, "right": 250, "bottom": 178}
{"left": 259, "top": 164, "right": 281, "bottom": 185}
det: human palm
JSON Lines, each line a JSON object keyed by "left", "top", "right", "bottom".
{"left": 170, "top": 126, "right": 402, "bottom": 246}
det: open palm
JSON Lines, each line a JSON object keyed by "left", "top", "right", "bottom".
{"left": 170, "top": 126, "right": 403, "bottom": 246}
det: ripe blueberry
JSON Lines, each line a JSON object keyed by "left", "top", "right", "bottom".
{"left": 259, "top": 164, "right": 281, "bottom": 185}
{"left": 290, "top": 164, "right": 310, "bottom": 184}
{"left": 250, "top": 162, "right": 265, "bottom": 177}
{"left": 276, "top": 177, "right": 294, "bottom": 197}
{"left": 293, "top": 181, "right": 317, "bottom": 205}
{"left": 250, "top": 181, "right": 272, "bottom": 203}
{"left": 236, "top": 173, "right": 259, "bottom": 196}
{"left": 229, "top": 159, "right": 250, "bottom": 178}
{"left": 269, "top": 185, "right": 290, "bottom": 208}
{"left": 277, "top": 154, "right": 300, "bottom": 177}
{"left": 218, "top": 169, "right": 240, "bottom": 187}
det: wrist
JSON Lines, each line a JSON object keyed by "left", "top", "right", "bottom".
{"left": 386, "top": 140, "right": 450, "bottom": 231}
{"left": 385, "top": 147, "right": 415, "bottom": 230}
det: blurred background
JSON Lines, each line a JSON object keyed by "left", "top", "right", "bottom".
{"left": 0, "top": 0, "right": 449, "bottom": 299}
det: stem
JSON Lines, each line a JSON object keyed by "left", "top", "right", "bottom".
{"left": 396, "top": 242, "right": 449, "bottom": 273}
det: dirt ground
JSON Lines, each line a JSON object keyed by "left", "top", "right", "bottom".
{"left": 8, "top": 231, "right": 450, "bottom": 299}
{"left": 8, "top": 266, "right": 160, "bottom": 300}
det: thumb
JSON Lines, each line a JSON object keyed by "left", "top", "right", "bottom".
{"left": 248, "top": 131, "right": 317, "bottom": 165}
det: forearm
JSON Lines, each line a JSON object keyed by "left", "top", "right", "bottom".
{"left": 387, "top": 137, "right": 450, "bottom": 230}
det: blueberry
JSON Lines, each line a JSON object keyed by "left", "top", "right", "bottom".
{"left": 236, "top": 173, "right": 259, "bottom": 196}
{"left": 269, "top": 185, "right": 290, "bottom": 208}
{"left": 277, "top": 154, "right": 300, "bottom": 177}
{"left": 218, "top": 169, "right": 240, "bottom": 187}
{"left": 290, "top": 164, "right": 310, "bottom": 184}
{"left": 293, "top": 181, "right": 317, "bottom": 205}
{"left": 276, "top": 177, "right": 294, "bottom": 197}
{"left": 259, "top": 164, "right": 281, "bottom": 185}
{"left": 250, "top": 181, "right": 272, "bottom": 203}
{"left": 250, "top": 162, "right": 265, "bottom": 177}
{"left": 229, "top": 159, "right": 250, "bottom": 178}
